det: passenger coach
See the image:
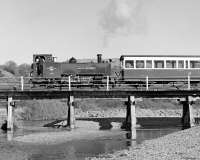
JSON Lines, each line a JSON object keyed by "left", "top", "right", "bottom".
{"left": 120, "top": 55, "right": 200, "bottom": 87}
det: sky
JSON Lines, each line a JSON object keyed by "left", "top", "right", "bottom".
{"left": 1, "top": 0, "right": 200, "bottom": 64}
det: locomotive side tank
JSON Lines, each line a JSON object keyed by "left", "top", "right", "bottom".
{"left": 59, "top": 62, "right": 111, "bottom": 77}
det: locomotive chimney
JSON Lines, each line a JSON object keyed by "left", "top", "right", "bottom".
{"left": 97, "top": 54, "right": 102, "bottom": 63}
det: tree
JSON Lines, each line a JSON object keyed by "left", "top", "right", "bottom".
{"left": 3, "top": 61, "right": 18, "bottom": 75}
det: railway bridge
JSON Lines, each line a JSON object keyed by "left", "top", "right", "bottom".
{"left": 1, "top": 90, "right": 199, "bottom": 131}
{"left": 0, "top": 76, "right": 199, "bottom": 133}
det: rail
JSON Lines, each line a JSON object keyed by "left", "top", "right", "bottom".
{"left": 0, "top": 75, "right": 199, "bottom": 91}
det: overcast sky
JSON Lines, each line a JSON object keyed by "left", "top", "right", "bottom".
{"left": 1, "top": 0, "right": 200, "bottom": 64}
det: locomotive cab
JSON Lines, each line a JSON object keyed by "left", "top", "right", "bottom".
{"left": 31, "top": 54, "right": 54, "bottom": 77}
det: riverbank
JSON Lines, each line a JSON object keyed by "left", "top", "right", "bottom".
{"left": 91, "top": 126, "right": 200, "bottom": 160}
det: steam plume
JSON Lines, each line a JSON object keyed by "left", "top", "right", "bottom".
{"left": 100, "top": 0, "right": 145, "bottom": 46}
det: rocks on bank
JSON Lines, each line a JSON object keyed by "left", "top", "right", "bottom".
{"left": 91, "top": 126, "right": 200, "bottom": 160}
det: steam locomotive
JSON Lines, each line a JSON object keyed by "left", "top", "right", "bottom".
{"left": 30, "top": 54, "right": 112, "bottom": 88}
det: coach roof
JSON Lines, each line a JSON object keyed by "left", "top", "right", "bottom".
{"left": 120, "top": 54, "right": 200, "bottom": 60}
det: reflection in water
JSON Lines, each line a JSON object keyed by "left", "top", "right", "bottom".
{"left": 68, "top": 146, "right": 76, "bottom": 159}
{"left": 25, "top": 129, "right": 178, "bottom": 160}
{"left": 126, "top": 129, "right": 137, "bottom": 146}
{"left": 7, "top": 131, "right": 13, "bottom": 141}
{"left": 128, "top": 129, "right": 136, "bottom": 140}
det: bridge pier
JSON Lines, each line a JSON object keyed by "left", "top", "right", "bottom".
{"left": 67, "top": 96, "right": 75, "bottom": 129}
{"left": 122, "top": 96, "right": 136, "bottom": 133}
{"left": 181, "top": 96, "right": 195, "bottom": 129}
{"left": 7, "top": 97, "right": 14, "bottom": 131}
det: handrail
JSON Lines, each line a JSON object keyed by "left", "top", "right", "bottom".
{"left": 0, "top": 75, "right": 199, "bottom": 91}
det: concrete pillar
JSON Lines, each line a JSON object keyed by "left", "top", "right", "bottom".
{"left": 122, "top": 96, "right": 136, "bottom": 131}
{"left": 7, "top": 97, "right": 14, "bottom": 131}
{"left": 181, "top": 96, "right": 195, "bottom": 129}
{"left": 67, "top": 96, "right": 75, "bottom": 129}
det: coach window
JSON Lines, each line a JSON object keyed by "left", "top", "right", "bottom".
{"left": 166, "top": 60, "right": 176, "bottom": 68}
{"left": 190, "top": 60, "right": 200, "bottom": 68}
{"left": 178, "top": 60, "right": 184, "bottom": 68}
{"left": 146, "top": 60, "right": 152, "bottom": 68}
{"left": 125, "top": 60, "right": 134, "bottom": 68}
{"left": 154, "top": 60, "right": 164, "bottom": 68}
{"left": 136, "top": 60, "right": 144, "bottom": 68}
{"left": 185, "top": 61, "right": 188, "bottom": 68}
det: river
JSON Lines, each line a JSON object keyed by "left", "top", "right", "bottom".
{"left": 0, "top": 117, "right": 190, "bottom": 160}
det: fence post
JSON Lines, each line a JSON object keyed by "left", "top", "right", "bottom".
{"left": 7, "top": 97, "right": 14, "bottom": 131}
{"left": 188, "top": 72, "right": 191, "bottom": 90}
{"left": 181, "top": 96, "right": 195, "bottom": 129}
{"left": 20, "top": 76, "right": 24, "bottom": 91}
{"left": 146, "top": 76, "right": 149, "bottom": 91}
{"left": 68, "top": 76, "right": 71, "bottom": 91}
{"left": 106, "top": 76, "right": 109, "bottom": 91}
{"left": 122, "top": 96, "right": 136, "bottom": 135}
{"left": 67, "top": 96, "right": 75, "bottom": 129}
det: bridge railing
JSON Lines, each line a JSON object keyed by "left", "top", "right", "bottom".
{"left": 0, "top": 75, "right": 199, "bottom": 91}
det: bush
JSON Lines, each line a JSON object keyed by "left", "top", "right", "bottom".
{"left": 3, "top": 61, "right": 18, "bottom": 75}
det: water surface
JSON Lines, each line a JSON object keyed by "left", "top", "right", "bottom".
{"left": 0, "top": 118, "right": 182, "bottom": 160}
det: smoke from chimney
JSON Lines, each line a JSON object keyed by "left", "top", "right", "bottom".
{"left": 99, "top": 0, "right": 146, "bottom": 46}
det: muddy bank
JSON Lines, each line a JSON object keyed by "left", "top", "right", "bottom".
{"left": 76, "top": 108, "right": 184, "bottom": 118}
{"left": 14, "top": 129, "right": 123, "bottom": 145}
{"left": 90, "top": 126, "right": 200, "bottom": 160}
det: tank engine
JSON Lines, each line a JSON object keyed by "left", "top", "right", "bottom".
{"left": 30, "top": 54, "right": 111, "bottom": 88}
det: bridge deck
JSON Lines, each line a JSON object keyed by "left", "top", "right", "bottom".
{"left": 0, "top": 90, "right": 200, "bottom": 99}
